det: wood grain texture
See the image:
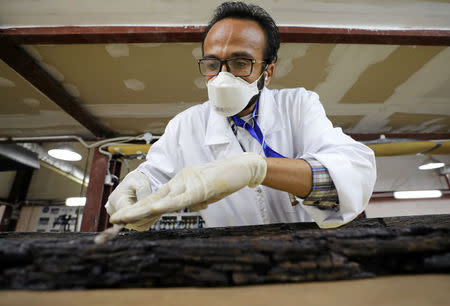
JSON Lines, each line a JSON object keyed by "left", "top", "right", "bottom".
{"left": 2, "top": 26, "right": 449, "bottom": 45}
{"left": 1, "top": 215, "right": 449, "bottom": 289}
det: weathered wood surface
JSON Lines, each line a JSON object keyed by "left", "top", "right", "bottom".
{"left": 0, "top": 215, "right": 449, "bottom": 290}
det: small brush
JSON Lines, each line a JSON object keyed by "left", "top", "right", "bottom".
{"left": 94, "top": 224, "right": 125, "bottom": 244}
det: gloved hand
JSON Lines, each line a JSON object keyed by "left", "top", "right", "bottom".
{"left": 105, "top": 169, "right": 160, "bottom": 231}
{"left": 110, "top": 152, "right": 267, "bottom": 225}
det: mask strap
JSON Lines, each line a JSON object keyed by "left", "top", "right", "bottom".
{"left": 241, "top": 69, "right": 267, "bottom": 113}
{"left": 232, "top": 101, "right": 285, "bottom": 158}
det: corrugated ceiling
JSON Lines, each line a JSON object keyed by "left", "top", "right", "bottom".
{"left": 1, "top": 0, "right": 449, "bottom": 138}
{"left": 1, "top": 43, "right": 449, "bottom": 137}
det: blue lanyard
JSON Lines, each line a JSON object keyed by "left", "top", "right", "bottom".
{"left": 231, "top": 102, "right": 285, "bottom": 158}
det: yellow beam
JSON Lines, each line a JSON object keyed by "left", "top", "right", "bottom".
{"left": 107, "top": 144, "right": 151, "bottom": 156}
{"left": 368, "top": 141, "right": 450, "bottom": 156}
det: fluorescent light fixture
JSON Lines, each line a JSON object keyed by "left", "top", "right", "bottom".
{"left": 48, "top": 148, "right": 82, "bottom": 161}
{"left": 65, "top": 197, "right": 86, "bottom": 206}
{"left": 418, "top": 156, "right": 445, "bottom": 170}
{"left": 419, "top": 161, "right": 445, "bottom": 170}
{"left": 393, "top": 190, "right": 442, "bottom": 199}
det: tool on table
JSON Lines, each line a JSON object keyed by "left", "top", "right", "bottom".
{"left": 94, "top": 224, "right": 124, "bottom": 244}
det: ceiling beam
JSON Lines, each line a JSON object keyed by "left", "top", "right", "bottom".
{"left": 1, "top": 26, "right": 449, "bottom": 45}
{"left": 349, "top": 133, "right": 450, "bottom": 141}
{"left": 0, "top": 144, "right": 40, "bottom": 171}
{"left": 0, "top": 37, "right": 117, "bottom": 138}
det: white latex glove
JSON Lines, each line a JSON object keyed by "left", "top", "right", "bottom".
{"left": 110, "top": 152, "right": 267, "bottom": 225}
{"left": 105, "top": 169, "right": 160, "bottom": 231}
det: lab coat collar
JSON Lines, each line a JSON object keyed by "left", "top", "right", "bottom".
{"left": 204, "top": 107, "right": 233, "bottom": 146}
{"left": 257, "top": 87, "right": 285, "bottom": 135}
{"left": 204, "top": 87, "right": 285, "bottom": 146}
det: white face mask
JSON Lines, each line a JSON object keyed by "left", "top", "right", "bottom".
{"left": 207, "top": 72, "right": 262, "bottom": 117}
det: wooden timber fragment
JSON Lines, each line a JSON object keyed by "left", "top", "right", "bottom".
{"left": 0, "top": 215, "right": 449, "bottom": 289}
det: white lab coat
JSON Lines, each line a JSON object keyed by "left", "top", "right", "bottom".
{"left": 138, "top": 87, "right": 376, "bottom": 228}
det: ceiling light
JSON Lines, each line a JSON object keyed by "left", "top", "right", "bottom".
{"left": 418, "top": 156, "right": 445, "bottom": 170}
{"left": 393, "top": 190, "right": 442, "bottom": 199}
{"left": 48, "top": 144, "right": 82, "bottom": 161}
{"left": 65, "top": 197, "right": 86, "bottom": 206}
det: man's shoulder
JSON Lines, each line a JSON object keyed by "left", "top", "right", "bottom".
{"left": 166, "top": 101, "right": 209, "bottom": 130}
{"left": 269, "top": 87, "right": 320, "bottom": 102}
{"left": 266, "top": 87, "right": 321, "bottom": 112}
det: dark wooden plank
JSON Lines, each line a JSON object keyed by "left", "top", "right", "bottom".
{"left": 280, "top": 27, "right": 450, "bottom": 45}
{"left": 1, "top": 26, "right": 449, "bottom": 45}
{"left": 0, "top": 26, "right": 205, "bottom": 44}
{"left": 80, "top": 149, "right": 109, "bottom": 232}
{"left": 97, "top": 160, "right": 122, "bottom": 231}
{"left": 1, "top": 215, "right": 449, "bottom": 289}
{"left": 350, "top": 133, "right": 450, "bottom": 141}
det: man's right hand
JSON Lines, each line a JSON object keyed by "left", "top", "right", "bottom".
{"left": 109, "top": 152, "right": 267, "bottom": 226}
{"left": 105, "top": 170, "right": 160, "bottom": 231}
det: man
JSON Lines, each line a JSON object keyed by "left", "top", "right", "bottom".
{"left": 106, "top": 2, "right": 376, "bottom": 230}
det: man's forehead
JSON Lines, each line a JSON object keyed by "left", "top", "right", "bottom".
{"left": 203, "top": 18, "right": 265, "bottom": 58}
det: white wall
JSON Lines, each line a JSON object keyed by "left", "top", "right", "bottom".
{"left": 27, "top": 165, "right": 84, "bottom": 201}
{"left": 366, "top": 198, "right": 450, "bottom": 218}
{"left": 1, "top": 0, "right": 449, "bottom": 29}
{"left": 374, "top": 154, "right": 450, "bottom": 192}
{"left": 0, "top": 165, "right": 87, "bottom": 203}
{"left": 368, "top": 154, "right": 450, "bottom": 217}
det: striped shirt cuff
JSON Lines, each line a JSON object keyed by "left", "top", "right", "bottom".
{"left": 300, "top": 157, "right": 339, "bottom": 210}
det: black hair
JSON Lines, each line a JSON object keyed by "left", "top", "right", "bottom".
{"left": 202, "top": 1, "right": 280, "bottom": 64}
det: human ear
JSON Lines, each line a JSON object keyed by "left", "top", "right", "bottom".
{"left": 264, "top": 63, "right": 275, "bottom": 87}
